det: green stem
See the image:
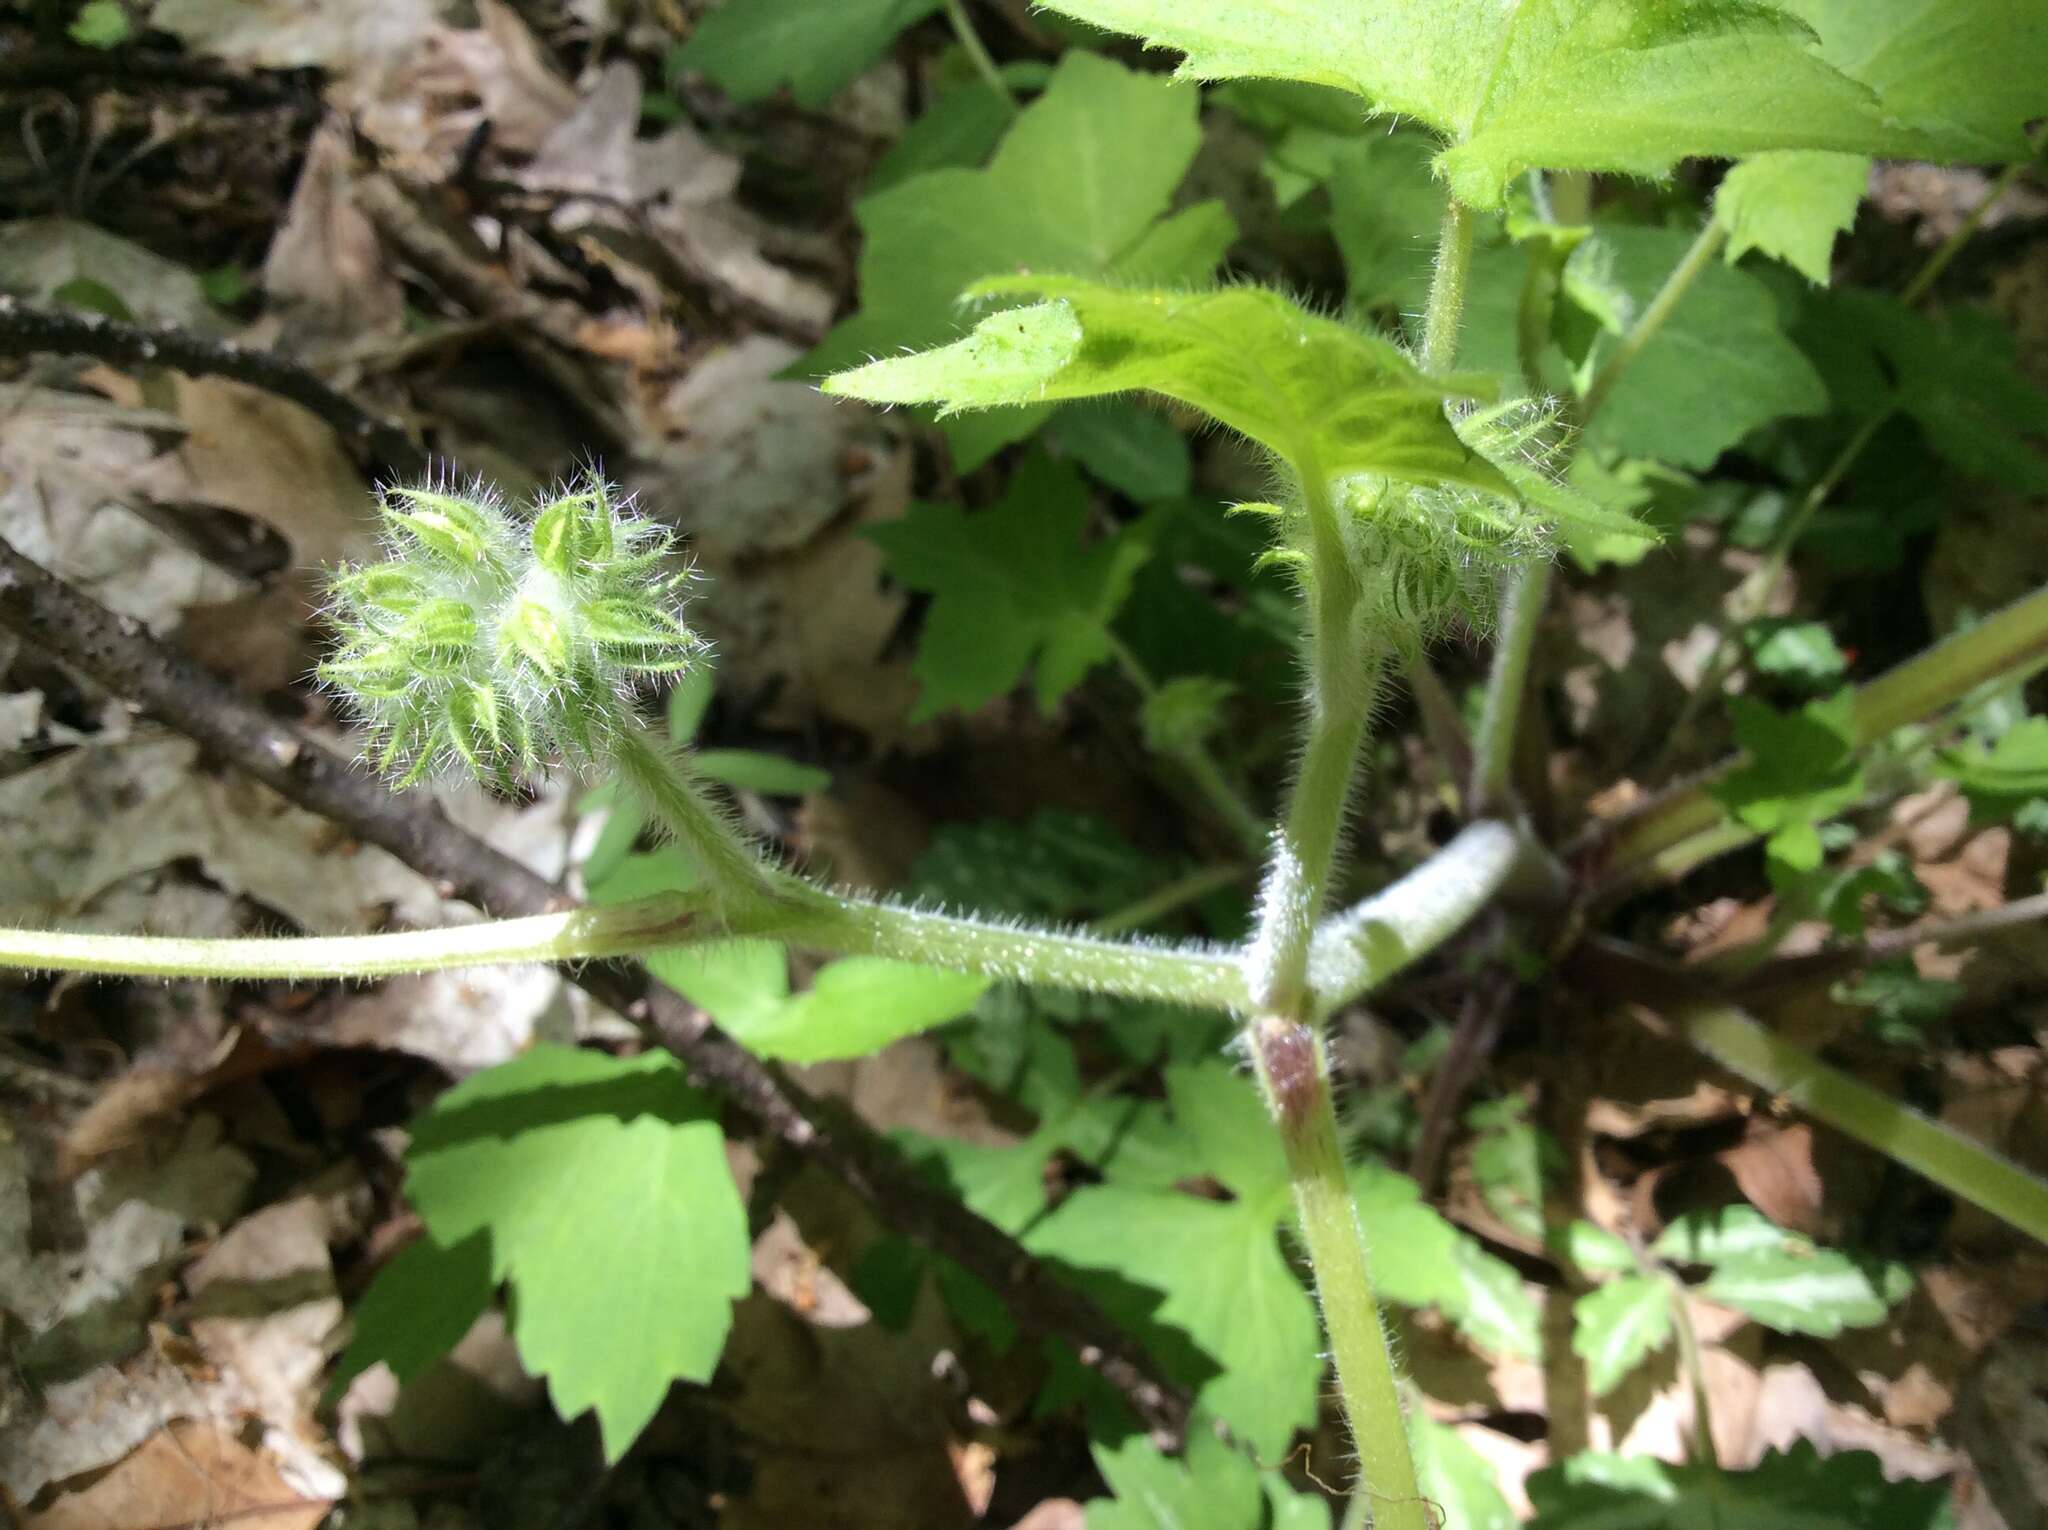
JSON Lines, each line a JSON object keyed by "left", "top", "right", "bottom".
{"left": 1592, "top": 579, "right": 2048, "bottom": 889}
{"left": 1255, "top": 1017, "right": 1425, "bottom": 1530}
{"left": 1236, "top": 196, "right": 1484, "bottom": 1530}
{"left": 941, "top": 0, "right": 1018, "bottom": 111}
{"left": 1658, "top": 1002, "right": 2048, "bottom": 1245}
{"left": 0, "top": 884, "right": 1249, "bottom": 1005}
{"left": 1092, "top": 862, "right": 1246, "bottom": 936}
{"left": 610, "top": 714, "right": 783, "bottom": 905}
{"left": 1469, "top": 562, "right": 1549, "bottom": 814}
{"left": 1470, "top": 213, "right": 1732, "bottom": 814}
{"left": 1660, "top": 1271, "right": 1720, "bottom": 1469}
{"left": 1418, "top": 199, "right": 1475, "bottom": 376}
{"left": 1580, "top": 219, "right": 1728, "bottom": 421}
{"left": 0, "top": 897, "right": 706, "bottom": 981}
{"left": 1107, "top": 634, "right": 1269, "bottom": 857}
{"left": 1899, "top": 149, "right": 2037, "bottom": 306}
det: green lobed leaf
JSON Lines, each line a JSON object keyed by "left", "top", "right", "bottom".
{"left": 403, "top": 1047, "right": 749, "bottom": 1461}
{"left": 1083, "top": 1422, "right": 1269, "bottom": 1530}
{"left": 1696, "top": 1249, "right": 1912, "bottom": 1337}
{"left": 1328, "top": 131, "right": 1448, "bottom": 315}
{"left": 1528, "top": 1442, "right": 1951, "bottom": 1529}
{"left": 1572, "top": 1275, "right": 1675, "bottom": 1396}
{"left": 1716, "top": 151, "right": 1870, "bottom": 284}
{"left": 806, "top": 52, "right": 1221, "bottom": 380}
{"left": 1709, "top": 690, "right": 1865, "bottom": 871}
{"left": 1030, "top": 0, "right": 2004, "bottom": 209}
{"left": 1743, "top": 618, "right": 1850, "bottom": 691}
{"left": 1031, "top": 1184, "right": 1321, "bottom": 1458}
{"left": 830, "top": 278, "right": 1508, "bottom": 494}
{"left": 1781, "top": 0, "right": 2048, "bottom": 152}
{"left": 1558, "top": 1220, "right": 1640, "bottom": 1276}
{"left": 865, "top": 450, "right": 1153, "bottom": 720}
{"left": 670, "top": 0, "right": 940, "bottom": 108}
{"left": 1803, "top": 290, "right": 2048, "bottom": 494}
{"left": 906, "top": 808, "right": 1164, "bottom": 921}
{"left": 1567, "top": 225, "right": 1830, "bottom": 468}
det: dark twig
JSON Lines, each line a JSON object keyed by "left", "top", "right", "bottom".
{"left": 0, "top": 534, "right": 1188, "bottom": 1441}
{"left": 0, "top": 295, "right": 429, "bottom": 481}
{"left": 1408, "top": 954, "right": 1512, "bottom": 1194}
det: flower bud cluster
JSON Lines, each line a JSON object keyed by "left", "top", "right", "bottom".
{"left": 321, "top": 474, "right": 705, "bottom": 785}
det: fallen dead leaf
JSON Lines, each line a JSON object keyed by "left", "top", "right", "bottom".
{"left": 23, "top": 1417, "right": 330, "bottom": 1530}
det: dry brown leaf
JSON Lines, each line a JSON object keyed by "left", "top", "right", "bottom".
{"left": 262, "top": 117, "right": 407, "bottom": 344}
{"left": 23, "top": 1418, "right": 330, "bottom": 1530}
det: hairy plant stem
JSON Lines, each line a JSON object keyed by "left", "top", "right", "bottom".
{"left": 1239, "top": 197, "right": 1487, "bottom": 1530}
{"left": 941, "top": 0, "right": 1018, "bottom": 111}
{"left": 610, "top": 714, "right": 787, "bottom": 906}
{"left": 0, "top": 881, "right": 1249, "bottom": 1004}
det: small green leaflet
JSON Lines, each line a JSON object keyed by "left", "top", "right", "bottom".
{"left": 1029, "top": 0, "right": 1994, "bottom": 209}
{"left": 866, "top": 450, "right": 1152, "bottom": 720}
{"left": 1716, "top": 151, "right": 1869, "bottom": 284}
{"left": 1696, "top": 1250, "right": 1911, "bottom": 1336}
{"left": 1940, "top": 715, "right": 2048, "bottom": 826}
{"left": 1743, "top": 618, "right": 1850, "bottom": 691}
{"left": 1571, "top": 1275, "right": 1674, "bottom": 1396}
{"left": 401, "top": 1047, "right": 750, "bottom": 1461}
{"left": 670, "top": 0, "right": 939, "bottom": 108}
{"left": 829, "top": 277, "right": 1505, "bottom": 495}
{"left": 650, "top": 937, "right": 987, "bottom": 1063}
{"left": 1527, "top": 1442, "right": 1951, "bottom": 1530}
{"left": 1709, "top": 691, "right": 1864, "bottom": 873}
{"left": 1566, "top": 225, "right": 1830, "bottom": 468}
{"left": 1651, "top": 1202, "right": 1801, "bottom": 1264}
{"left": 69, "top": 0, "right": 132, "bottom": 47}
{"left": 806, "top": 51, "right": 1233, "bottom": 461}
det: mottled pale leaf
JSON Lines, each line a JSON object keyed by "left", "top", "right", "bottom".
{"left": 1572, "top": 1275, "right": 1675, "bottom": 1395}
{"left": 1697, "top": 1250, "right": 1911, "bottom": 1336}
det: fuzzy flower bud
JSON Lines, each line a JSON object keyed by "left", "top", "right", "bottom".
{"left": 320, "top": 473, "right": 706, "bottom": 785}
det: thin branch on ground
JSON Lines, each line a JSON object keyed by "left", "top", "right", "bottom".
{"left": 0, "top": 530, "right": 1189, "bottom": 1441}
{"left": 0, "top": 295, "right": 428, "bottom": 480}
